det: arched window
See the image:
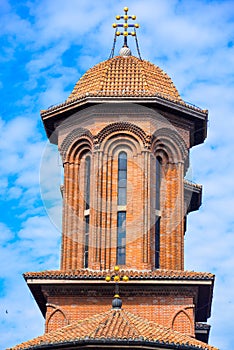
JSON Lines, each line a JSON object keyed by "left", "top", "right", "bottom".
{"left": 117, "top": 152, "right": 127, "bottom": 264}
{"left": 84, "top": 155, "right": 91, "bottom": 268}
{"left": 155, "top": 156, "right": 162, "bottom": 268}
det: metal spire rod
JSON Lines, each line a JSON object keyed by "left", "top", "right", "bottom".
{"left": 134, "top": 28, "right": 142, "bottom": 60}
{"left": 109, "top": 28, "right": 118, "bottom": 59}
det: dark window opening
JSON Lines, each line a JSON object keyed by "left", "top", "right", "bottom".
{"left": 117, "top": 211, "right": 126, "bottom": 265}
{"left": 156, "top": 156, "right": 162, "bottom": 211}
{"left": 118, "top": 152, "right": 127, "bottom": 206}
{"left": 84, "top": 155, "right": 91, "bottom": 268}
{"left": 155, "top": 156, "right": 162, "bottom": 268}
{"left": 155, "top": 216, "right": 160, "bottom": 268}
{"left": 117, "top": 152, "right": 127, "bottom": 265}
{"left": 85, "top": 156, "right": 91, "bottom": 210}
{"left": 84, "top": 215, "right": 89, "bottom": 268}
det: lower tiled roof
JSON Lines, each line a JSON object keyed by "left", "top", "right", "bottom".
{"left": 8, "top": 308, "right": 218, "bottom": 350}
{"left": 24, "top": 269, "right": 214, "bottom": 281}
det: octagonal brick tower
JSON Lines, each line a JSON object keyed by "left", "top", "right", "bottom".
{"left": 42, "top": 54, "right": 205, "bottom": 272}
{"left": 13, "top": 10, "right": 218, "bottom": 350}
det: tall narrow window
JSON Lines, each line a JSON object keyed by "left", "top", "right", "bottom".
{"left": 117, "top": 211, "right": 126, "bottom": 265}
{"left": 117, "top": 152, "right": 127, "bottom": 264}
{"left": 155, "top": 156, "right": 162, "bottom": 268}
{"left": 84, "top": 155, "right": 91, "bottom": 268}
{"left": 118, "top": 152, "right": 127, "bottom": 206}
{"left": 155, "top": 216, "right": 160, "bottom": 268}
{"left": 85, "top": 156, "right": 91, "bottom": 210}
{"left": 84, "top": 216, "right": 89, "bottom": 268}
{"left": 156, "top": 157, "right": 161, "bottom": 211}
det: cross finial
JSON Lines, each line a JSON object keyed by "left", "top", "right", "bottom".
{"left": 105, "top": 265, "right": 129, "bottom": 309}
{"left": 113, "top": 7, "right": 139, "bottom": 47}
{"left": 110, "top": 7, "right": 141, "bottom": 59}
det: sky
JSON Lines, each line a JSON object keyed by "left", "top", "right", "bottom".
{"left": 0, "top": 0, "right": 233, "bottom": 349}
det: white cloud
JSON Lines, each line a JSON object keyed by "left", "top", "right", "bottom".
{"left": 0, "top": 1, "right": 33, "bottom": 47}
{"left": 0, "top": 217, "right": 59, "bottom": 349}
{"left": 0, "top": 222, "right": 14, "bottom": 243}
{"left": 28, "top": 0, "right": 112, "bottom": 46}
{"left": 7, "top": 185, "right": 23, "bottom": 199}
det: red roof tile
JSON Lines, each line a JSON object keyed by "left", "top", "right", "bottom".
{"left": 41, "top": 56, "right": 207, "bottom": 117}
{"left": 24, "top": 268, "right": 215, "bottom": 281}
{"left": 67, "top": 55, "right": 182, "bottom": 102}
{"left": 8, "top": 308, "right": 218, "bottom": 350}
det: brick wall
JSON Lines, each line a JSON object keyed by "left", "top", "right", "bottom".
{"left": 45, "top": 286, "right": 195, "bottom": 337}
{"left": 59, "top": 106, "right": 189, "bottom": 271}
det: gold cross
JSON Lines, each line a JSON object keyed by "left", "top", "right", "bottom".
{"left": 112, "top": 7, "right": 140, "bottom": 46}
{"left": 105, "top": 265, "right": 129, "bottom": 297}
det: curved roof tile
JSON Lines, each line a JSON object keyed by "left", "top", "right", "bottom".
{"left": 24, "top": 269, "right": 214, "bottom": 281}
{"left": 67, "top": 55, "right": 182, "bottom": 102}
{"left": 8, "top": 308, "right": 218, "bottom": 350}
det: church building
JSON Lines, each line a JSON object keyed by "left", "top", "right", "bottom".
{"left": 9, "top": 7, "right": 218, "bottom": 350}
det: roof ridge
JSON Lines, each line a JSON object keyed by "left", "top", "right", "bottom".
{"left": 8, "top": 308, "right": 218, "bottom": 350}
{"left": 121, "top": 310, "right": 217, "bottom": 349}
{"left": 99, "top": 58, "right": 113, "bottom": 94}
{"left": 116, "top": 309, "right": 142, "bottom": 338}
{"left": 24, "top": 268, "right": 215, "bottom": 280}
{"left": 135, "top": 56, "right": 150, "bottom": 92}
{"left": 86, "top": 310, "right": 113, "bottom": 338}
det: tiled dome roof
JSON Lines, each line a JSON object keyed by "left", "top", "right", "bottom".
{"left": 67, "top": 55, "right": 182, "bottom": 103}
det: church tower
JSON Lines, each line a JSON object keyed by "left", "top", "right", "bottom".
{"left": 10, "top": 7, "right": 218, "bottom": 350}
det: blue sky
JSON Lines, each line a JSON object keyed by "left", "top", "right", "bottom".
{"left": 0, "top": 0, "right": 233, "bottom": 349}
